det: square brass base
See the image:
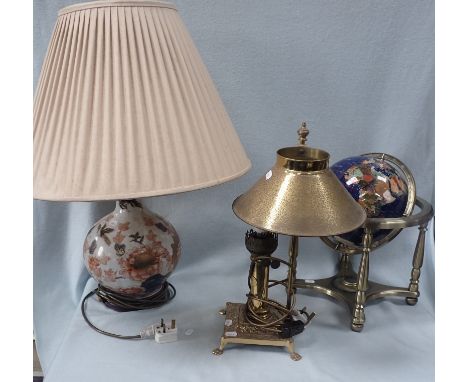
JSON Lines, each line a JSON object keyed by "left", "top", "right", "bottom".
{"left": 212, "top": 302, "right": 301, "bottom": 361}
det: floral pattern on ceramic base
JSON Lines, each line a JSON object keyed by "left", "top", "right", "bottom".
{"left": 83, "top": 199, "right": 180, "bottom": 296}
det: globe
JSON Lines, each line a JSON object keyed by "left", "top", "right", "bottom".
{"left": 331, "top": 154, "right": 411, "bottom": 246}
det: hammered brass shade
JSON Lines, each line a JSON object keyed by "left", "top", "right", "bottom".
{"left": 232, "top": 146, "right": 366, "bottom": 237}
{"left": 34, "top": 0, "right": 250, "bottom": 201}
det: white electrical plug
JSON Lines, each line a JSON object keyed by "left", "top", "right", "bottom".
{"left": 155, "top": 318, "right": 178, "bottom": 343}
{"left": 139, "top": 318, "right": 178, "bottom": 343}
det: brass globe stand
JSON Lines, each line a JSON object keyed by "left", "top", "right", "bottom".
{"left": 295, "top": 197, "right": 434, "bottom": 332}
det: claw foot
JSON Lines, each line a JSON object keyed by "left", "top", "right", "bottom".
{"left": 290, "top": 352, "right": 302, "bottom": 361}
{"left": 351, "top": 322, "right": 363, "bottom": 332}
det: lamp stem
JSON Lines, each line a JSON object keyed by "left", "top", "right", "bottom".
{"left": 286, "top": 236, "right": 299, "bottom": 310}
{"left": 249, "top": 256, "right": 270, "bottom": 317}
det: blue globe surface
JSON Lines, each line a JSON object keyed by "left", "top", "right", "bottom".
{"left": 331, "top": 155, "right": 409, "bottom": 246}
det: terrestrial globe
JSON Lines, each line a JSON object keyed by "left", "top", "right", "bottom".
{"left": 329, "top": 153, "right": 416, "bottom": 249}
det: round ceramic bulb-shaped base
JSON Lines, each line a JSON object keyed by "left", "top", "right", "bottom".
{"left": 83, "top": 200, "right": 181, "bottom": 297}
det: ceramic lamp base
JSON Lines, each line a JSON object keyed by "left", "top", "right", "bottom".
{"left": 83, "top": 199, "right": 181, "bottom": 308}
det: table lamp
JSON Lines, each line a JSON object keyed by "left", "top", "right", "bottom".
{"left": 34, "top": 0, "right": 251, "bottom": 324}
{"left": 213, "top": 123, "right": 366, "bottom": 360}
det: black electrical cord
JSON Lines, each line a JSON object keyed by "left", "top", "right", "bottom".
{"left": 81, "top": 282, "right": 176, "bottom": 340}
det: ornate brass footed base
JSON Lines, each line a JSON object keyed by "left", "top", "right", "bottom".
{"left": 295, "top": 276, "right": 419, "bottom": 332}
{"left": 212, "top": 302, "right": 301, "bottom": 361}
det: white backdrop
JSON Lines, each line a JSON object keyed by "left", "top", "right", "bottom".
{"left": 34, "top": 1, "right": 434, "bottom": 381}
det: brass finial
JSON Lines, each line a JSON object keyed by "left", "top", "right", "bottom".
{"left": 297, "top": 122, "right": 309, "bottom": 146}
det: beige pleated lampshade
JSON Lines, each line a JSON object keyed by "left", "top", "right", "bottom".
{"left": 34, "top": 0, "right": 251, "bottom": 201}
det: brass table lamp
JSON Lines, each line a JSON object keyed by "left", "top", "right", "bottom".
{"left": 213, "top": 123, "right": 366, "bottom": 360}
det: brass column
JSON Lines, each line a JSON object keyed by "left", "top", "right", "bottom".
{"left": 249, "top": 254, "right": 271, "bottom": 317}
{"left": 286, "top": 236, "right": 299, "bottom": 310}
{"left": 245, "top": 230, "right": 278, "bottom": 318}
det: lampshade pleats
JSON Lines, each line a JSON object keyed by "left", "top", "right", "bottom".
{"left": 34, "top": 1, "right": 251, "bottom": 201}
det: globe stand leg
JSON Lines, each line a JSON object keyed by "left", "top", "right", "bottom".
{"left": 337, "top": 253, "right": 355, "bottom": 278}
{"left": 406, "top": 223, "right": 428, "bottom": 306}
{"left": 333, "top": 253, "right": 360, "bottom": 292}
{"left": 351, "top": 229, "right": 372, "bottom": 332}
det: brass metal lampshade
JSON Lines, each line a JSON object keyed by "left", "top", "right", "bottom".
{"left": 233, "top": 146, "right": 367, "bottom": 237}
